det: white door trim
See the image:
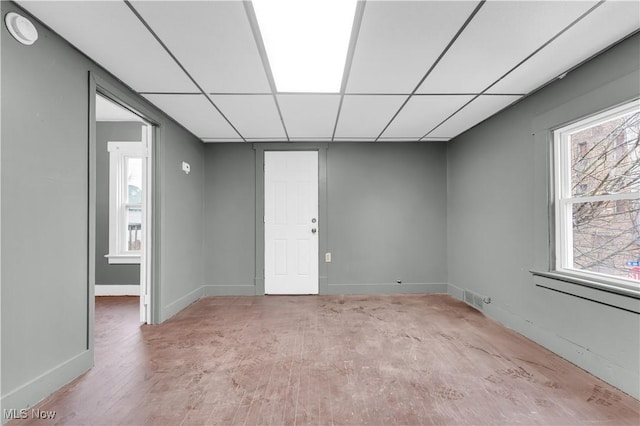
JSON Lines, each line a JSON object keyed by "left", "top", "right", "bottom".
{"left": 139, "top": 123, "right": 153, "bottom": 323}
{"left": 253, "top": 143, "right": 329, "bottom": 296}
{"left": 93, "top": 72, "right": 160, "bottom": 324}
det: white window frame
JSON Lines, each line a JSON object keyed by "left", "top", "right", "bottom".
{"left": 553, "top": 99, "right": 640, "bottom": 294}
{"left": 105, "top": 141, "right": 145, "bottom": 264}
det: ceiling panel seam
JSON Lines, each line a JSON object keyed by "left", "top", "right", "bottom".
{"left": 133, "top": 90, "right": 530, "bottom": 97}
{"left": 481, "top": 0, "right": 606, "bottom": 97}
{"left": 136, "top": 92, "right": 526, "bottom": 97}
{"left": 373, "top": 0, "right": 486, "bottom": 142}
{"left": 138, "top": 92, "right": 201, "bottom": 96}
{"left": 123, "top": 0, "right": 247, "bottom": 141}
{"left": 414, "top": 93, "right": 525, "bottom": 97}
{"left": 209, "top": 92, "right": 276, "bottom": 96}
{"left": 420, "top": 0, "right": 606, "bottom": 140}
{"left": 243, "top": 0, "right": 291, "bottom": 142}
{"left": 343, "top": 92, "right": 525, "bottom": 97}
{"left": 331, "top": 0, "right": 367, "bottom": 142}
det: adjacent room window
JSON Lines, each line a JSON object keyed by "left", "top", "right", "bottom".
{"left": 106, "top": 141, "right": 145, "bottom": 264}
{"left": 553, "top": 99, "right": 640, "bottom": 290}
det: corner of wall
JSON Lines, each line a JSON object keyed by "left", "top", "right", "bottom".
{"left": 447, "top": 283, "right": 464, "bottom": 301}
{"left": 160, "top": 286, "right": 204, "bottom": 323}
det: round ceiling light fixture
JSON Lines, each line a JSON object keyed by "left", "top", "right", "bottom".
{"left": 5, "top": 12, "right": 38, "bottom": 46}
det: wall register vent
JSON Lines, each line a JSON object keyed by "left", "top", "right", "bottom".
{"left": 463, "top": 289, "right": 491, "bottom": 311}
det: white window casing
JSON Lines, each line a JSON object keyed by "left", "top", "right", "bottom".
{"left": 106, "top": 141, "right": 146, "bottom": 264}
{"left": 553, "top": 99, "right": 640, "bottom": 295}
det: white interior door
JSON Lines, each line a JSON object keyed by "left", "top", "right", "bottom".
{"left": 265, "top": 151, "right": 319, "bottom": 295}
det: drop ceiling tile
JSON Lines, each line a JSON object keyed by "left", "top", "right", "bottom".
{"left": 487, "top": 1, "right": 640, "bottom": 94}
{"left": 418, "top": 1, "right": 598, "bottom": 94}
{"left": 335, "top": 95, "right": 406, "bottom": 139}
{"left": 382, "top": 95, "right": 475, "bottom": 139}
{"left": 18, "top": 1, "right": 196, "bottom": 93}
{"left": 211, "top": 95, "right": 285, "bottom": 139}
{"left": 277, "top": 95, "right": 341, "bottom": 139}
{"left": 132, "top": 1, "right": 271, "bottom": 93}
{"left": 346, "top": 1, "right": 480, "bottom": 94}
{"left": 427, "top": 95, "right": 521, "bottom": 139}
{"left": 142, "top": 94, "right": 238, "bottom": 139}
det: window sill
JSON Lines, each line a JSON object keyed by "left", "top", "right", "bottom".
{"left": 105, "top": 254, "right": 140, "bottom": 265}
{"left": 530, "top": 270, "right": 640, "bottom": 314}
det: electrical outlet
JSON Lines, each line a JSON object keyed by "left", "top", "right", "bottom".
{"left": 325, "top": 252, "right": 331, "bottom": 262}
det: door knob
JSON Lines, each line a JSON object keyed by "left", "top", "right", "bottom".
{"left": 311, "top": 228, "right": 317, "bottom": 234}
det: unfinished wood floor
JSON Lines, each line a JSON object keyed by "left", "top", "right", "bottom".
{"left": 15, "top": 295, "right": 640, "bottom": 425}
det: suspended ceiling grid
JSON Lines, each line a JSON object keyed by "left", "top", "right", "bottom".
{"left": 17, "top": 0, "right": 640, "bottom": 143}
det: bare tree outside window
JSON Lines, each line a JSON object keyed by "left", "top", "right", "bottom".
{"left": 569, "top": 110, "right": 640, "bottom": 281}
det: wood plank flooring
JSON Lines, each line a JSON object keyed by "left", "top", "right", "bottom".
{"left": 12, "top": 294, "right": 640, "bottom": 425}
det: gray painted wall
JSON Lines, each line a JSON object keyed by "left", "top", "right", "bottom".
{"left": 2, "top": 1, "right": 92, "bottom": 413}
{"left": 203, "top": 142, "right": 448, "bottom": 295}
{"left": 95, "top": 121, "right": 141, "bottom": 286}
{"left": 1, "top": 1, "right": 205, "bottom": 414}
{"left": 446, "top": 34, "right": 640, "bottom": 398}
{"left": 0, "top": 6, "right": 3, "bottom": 418}
{"left": 327, "top": 143, "right": 447, "bottom": 292}
{"left": 157, "top": 121, "right": 205, "bottom": 317}
{"left": 203, "top": 144, "right": 256, "bottom": 293}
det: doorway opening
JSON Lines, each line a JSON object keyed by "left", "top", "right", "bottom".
{"left": 94, "top": 92, "right": 153, "bottom": 323}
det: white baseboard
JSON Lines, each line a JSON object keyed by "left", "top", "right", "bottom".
{"left": 161, "top": 286, "right": 204, "bottom": 322}
{"left": 95, "top": 284, "right": 139, "bottom": 296}
{"left": 327, "top": 282, "right": 448, "bottom": 295}
{"left": 1, "top": 350, "right": 92, "bottom": 424}
{"left": 203, "top": 285, "right": 256, "bottom": 296}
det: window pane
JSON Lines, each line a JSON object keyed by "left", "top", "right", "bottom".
{"left": 127, "top": 158, "right": 143, "bottom": 204}
{"left": 126, "top": 206, "right": 142, "bottom": 251}
{"left": 572, "top": 200, "right": 640, "bottom": 281}
{"left": 570, "top": 111, "right": 640, "bottom": 197}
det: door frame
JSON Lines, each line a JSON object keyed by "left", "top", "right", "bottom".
{"left": 89, "top": 72, "right": 161, "bottom": 326}
{"left": 253, "top": 143, "right": 329, "bottom": 295}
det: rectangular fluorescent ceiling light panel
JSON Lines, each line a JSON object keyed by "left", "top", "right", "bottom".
{"left": 252, "top": 0, "right": 357, "bottom": 93}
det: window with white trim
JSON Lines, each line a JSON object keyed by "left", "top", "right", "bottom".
{"left": 106, "top": 141, "right": 145, "bottom": 264}
{"left": 553, "top": 99, "right": 640, "bottom": 291}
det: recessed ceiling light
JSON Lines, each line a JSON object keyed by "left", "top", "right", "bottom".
{"left": 5, "top": 12, "right": 38, "bottom": 46}
{"left": 252, "top": 0, "right": 357, "bottom": 93}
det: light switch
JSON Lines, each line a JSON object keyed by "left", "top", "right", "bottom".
{"left": 325, "top": 252, "right": 331, "bottom": 262}
{"left": 182, "top": 161, "right": 191, "bottom": 174}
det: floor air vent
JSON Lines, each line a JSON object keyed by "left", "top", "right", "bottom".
{"left": 463, "top": 289, "right": 489, "bottom": 311}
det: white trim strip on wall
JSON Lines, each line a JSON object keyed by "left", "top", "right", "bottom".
{"left": 95, "top": 284, "right": 140, "bottom": 296}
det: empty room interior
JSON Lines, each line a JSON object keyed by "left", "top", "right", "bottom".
{"left": 1, "top": 0, "right": 640, "bottom": 424}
